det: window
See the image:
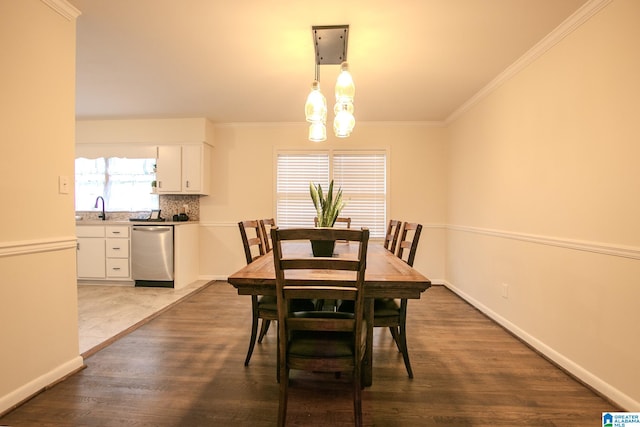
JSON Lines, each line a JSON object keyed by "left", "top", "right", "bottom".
{"left": 75, "top": 157, "right": 159, "bottom": 211}
{"left": 276, "top": 151, "right": 387, "bottom": 238}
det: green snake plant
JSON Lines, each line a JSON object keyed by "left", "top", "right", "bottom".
{"left": 310, "top": 180, "right": 345, "bottom": 227}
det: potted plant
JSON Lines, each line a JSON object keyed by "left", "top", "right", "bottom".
{"left": 151, "top": 180, "right": 157, "bottom": 194}
{"left": 309, "top": 180, "right": 345, "bottom": 256}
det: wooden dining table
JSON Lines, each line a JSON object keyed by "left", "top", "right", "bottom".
{"left": 227, "top": 241, "right": 431, "bottom": 386}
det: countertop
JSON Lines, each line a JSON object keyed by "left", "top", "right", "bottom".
{"left": 76, "top": 220, "right": 198, "bottom": 226}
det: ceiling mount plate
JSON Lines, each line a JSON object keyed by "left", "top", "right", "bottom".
{"left": 312, "top": 25, "right": 349, "bottom": 65}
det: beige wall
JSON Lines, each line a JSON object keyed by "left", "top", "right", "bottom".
{"left": 3, "top": 0, "right": 635, "bottom": 415}
{"left": 199, "top": 122, "right": 448, "bottom": 281}
{"left": 0, "top": 0, "right": 82, "bottom": 414}
{"left": 447, "top": 0, "right": 639, "bottom": 410}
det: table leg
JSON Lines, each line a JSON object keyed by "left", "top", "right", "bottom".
{"left": 363, "top": 297, "right": 374, "bottom": 387}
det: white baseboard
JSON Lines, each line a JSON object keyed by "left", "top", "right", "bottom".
{"left": 442, "top": 281, "right": 639, "bottom": 411}
{"left": 199, "top": 274, "right": 229, "bottom": 282}
{"left": 0, "top": 356, "right": 84, "bottom": 415}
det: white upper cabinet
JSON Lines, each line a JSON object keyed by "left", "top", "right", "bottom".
{"left": 156, "top": 143, "right": 212, "bottom": 195}
{"left": 156, "top": 145, "right": 182, "bottom": 193}
{"left": 182, "top": 143, "right": 211, "bottom": 194}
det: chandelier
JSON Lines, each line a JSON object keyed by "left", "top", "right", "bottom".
{"left": 304, "top": 25, "right": 355, "bottom": 142}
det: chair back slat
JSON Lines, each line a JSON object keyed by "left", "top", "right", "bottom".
{"left": 396, "top": 222, "right": 422, "bottom": 267}
{"left": 280, "top": 258, "right": 361, "bottom": 271}
{"left": 284, "top": 286, "right": 357, "bottom": 302}
{"left": 238, "top": 220, "right": 265, "bottom": 264}
{"left": 314, "top": 216, "right": 351, "bottom": 228}
{"left": 259, "top": 218, "right": 276, "bottom": 252}
{"left": 384, "top": 219, "right": 401, "bottom": 253}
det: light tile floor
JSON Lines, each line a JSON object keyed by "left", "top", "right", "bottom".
{"left": 77, "top": 280, "right": 212, "bottom": 355}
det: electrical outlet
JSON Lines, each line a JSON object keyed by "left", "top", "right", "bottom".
{"left": 502, "top": 283, "right": 509, "bottom": 299}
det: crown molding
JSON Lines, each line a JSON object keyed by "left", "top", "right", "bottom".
{"left": 214, "top": 120, "right": 446, "bottom": 128}
{"left": 445, "top": 0, "right": 613, "bottom": 125}
{"left": 41, "top": 0, "right": 81, "bottom": 21}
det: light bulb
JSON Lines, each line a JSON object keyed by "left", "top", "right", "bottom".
{"left": 335, "top": 62, "right": 355, "bottom": 103}
{"left": 333, "top": 102, "right": 355, "bottom": 138}
{"left": 305, "top": 81, "right": 327, "bottom": 123}
{"left": 309, "top": 122, "right": 327, "bottom": 142}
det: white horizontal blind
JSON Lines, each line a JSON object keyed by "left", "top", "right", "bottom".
{"left": 333, "top": 152, "right": 387, "bottom": 238}
{"left": 276, "top": 153, "right": 329, "bottom": 228}
{"left": 276, "top": 151, "right": 387, "bottom": 238}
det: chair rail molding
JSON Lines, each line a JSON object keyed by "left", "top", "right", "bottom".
{"left": 0, "top": 236, "right": 77, "bottom": 258}
{"left": 447, "top": 224, "right": 640, "bottom": 260}
{"left": 199, "top": 221, "right": 239, "bottom": 228}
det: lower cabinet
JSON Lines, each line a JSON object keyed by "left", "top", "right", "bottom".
{"left": 77, "top": 225, "right": 131, "bottom": 281}
{"left": 105, "top": 226, "right": 130, "bottom": 279}
{"left": 77, "top": 222, "right": 197, "bottom": 288}
{"left": 77, "top": 232, "right": 106, "bottom": 278}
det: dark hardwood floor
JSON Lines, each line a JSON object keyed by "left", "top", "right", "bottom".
{"left": 1, "top": 282, "right": 618, "bottom": 426}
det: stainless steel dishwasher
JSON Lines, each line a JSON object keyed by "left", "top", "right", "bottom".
{"left": 131, "top": 225, "right": 174, "bottom": 287}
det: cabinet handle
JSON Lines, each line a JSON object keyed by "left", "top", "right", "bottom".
{"left": 112, "top": 231, "right": 121, "bottom": 234}
{"left": 185, "top": 180, "right": 190, "bottom": 188}
{"left": 112, "top": 247, "right": 121, "bottom": 250}
{"left": 158, "top": 181, "right": 162, "bottom": 188}
{"left": 112, "top": 267, "right": 121, "bottom": 271}
{"left": 77, "top": 242, "right": 80, "bottom": 250}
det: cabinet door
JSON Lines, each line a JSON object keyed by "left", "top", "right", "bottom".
{"left": 77, "top": 237, "right": 106, "bottom": 278}
{"left": 106, "top": 258, "right": 130, "bottom": 278}
{"left": 182, "top": 144, "right": 202, "bottom": 193}
{"left": 156, "top": 145, "right": 182, "bottom": 193}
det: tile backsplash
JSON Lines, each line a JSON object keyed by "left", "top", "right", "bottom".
{"left": 76, "top": 195, "right": 199, "bottom": 221}
{"left": 159, "top": 195, "right": 200, "bottom": 220}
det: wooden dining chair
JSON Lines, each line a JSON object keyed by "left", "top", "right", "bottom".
{"left": 374, "top": 222, "right": 422, "bottom": 378}
{"left": 314, "top": 216, "right": 351, "bottom": 228}
{"left": 383, "top": 219, "right": 401, "bottom": 253}
{"left": 272, "top": 227, "right": 369, "bottom": 427}
{"left": 238, "top": 220, "right": 277, "bottom": 366}
{"left": 259, "top": 218, "right": 276, "bottom": 252}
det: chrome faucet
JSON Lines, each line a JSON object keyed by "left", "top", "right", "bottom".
{"left": 94, "top": 196, "right": 106, "bottom": 220}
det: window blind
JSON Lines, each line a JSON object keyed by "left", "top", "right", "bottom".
{"left": 276, "top": 153, "right": 329, "bottom": 228}
{"left": 334, "top": 152, "right": 387, "bottom": 238}
{"left": 276, "top": 151, "right": 387, "bottom": 238}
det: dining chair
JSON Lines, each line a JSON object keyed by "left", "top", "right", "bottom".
{"left": 259, "top": 218, "right": 276, "bottom": 252}
{"left": 374, "top": 222, "right": 422, "bottom": 378}
{"left": 238, "top": 220, "right": 277, "bottom": 366}
{"left": 314, "top": 216, "right": 351, "bottom": 228}
{"left": 272, "top": 227, "right": 369, "bottom": 427}
{"left": 383, "top": 219, "right": 401, "bottom": 253}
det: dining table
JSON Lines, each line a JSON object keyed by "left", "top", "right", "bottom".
{"left": 227, "top": 240, "right": 431, "bottom": 387}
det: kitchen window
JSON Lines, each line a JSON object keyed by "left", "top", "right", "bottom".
{"left": 75, "top": 157, "right": 159, "bottom": 211}
{"left": 276, "top": 150, "right": 387, "bottom": 238}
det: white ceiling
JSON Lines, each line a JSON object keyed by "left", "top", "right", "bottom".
{"left": 69, "top": 0, "right": 589, "bottom": 124}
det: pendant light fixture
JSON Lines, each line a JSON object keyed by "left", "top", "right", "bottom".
{"left": 305, "top": 70, "right": 327, "bottom": 141}
{"left": 333, "top": 61, "right": 355, "bottom": 137}
{"left": 305, "top": 25, "right": 355, "bottom": 141}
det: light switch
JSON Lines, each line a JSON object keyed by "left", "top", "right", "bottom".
{"left": 58, "top": 175, "right": 70, "bottom": 194}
